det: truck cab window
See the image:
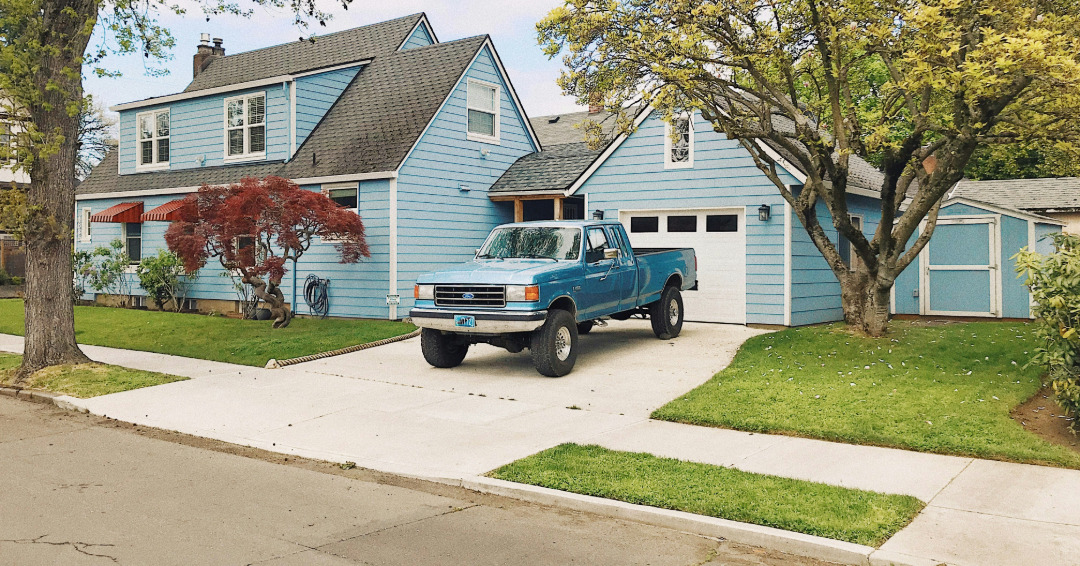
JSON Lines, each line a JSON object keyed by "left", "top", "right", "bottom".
{"left": 585, "top": 227, "right": 610, "bottom": 263}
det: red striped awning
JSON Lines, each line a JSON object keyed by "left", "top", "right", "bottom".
{"left": 141, "top": 199, "right": 187, "bottom": 222}
{"left": 89, "top": 202, "right": 143, "bottom": 223}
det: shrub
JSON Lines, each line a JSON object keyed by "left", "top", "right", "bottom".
{"left": 136, "top": 250, "right": 197, "bottom": 311}
{"left": 72, "top": 249, "right": 93, "bottom": 299}
{"left": 1016, "top": 232, "right": 1080, "bottom": 425}
{"left": 10, "top": 276, "right": 22, "bottom": 285}
{"left": 0, "top": 268, "right": 10, "bottom": 286}
{"left": 83, "top": 240, "right": 132, "bottom": 305}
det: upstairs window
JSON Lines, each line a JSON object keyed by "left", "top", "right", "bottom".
{"left": 225, "top": 93, "right": 266, "bottom": 160}
{"left": 136, "top": 109, "right": 170, "bottom": 170}
{"left": 466, "top": 79, "right": 499, "bottom": 143}
{"left": 0, "top": 122, "right": 12, "bottom": 164}
{"left": 664, "top": 115, "right": 693, "bottom": 168}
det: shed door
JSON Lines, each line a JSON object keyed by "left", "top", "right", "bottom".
{"left": 922, "top": 217, "right": 1000, "bottom": 317}
{"left": 619, "top": 208, "right": 746, "bottom": 324}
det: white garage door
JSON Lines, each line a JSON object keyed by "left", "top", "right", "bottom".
{"left": 619, "top": 208, "right": 747, "bottom": 324}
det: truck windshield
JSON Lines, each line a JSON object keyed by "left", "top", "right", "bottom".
{"left": 478, "top": 227, "right": 581, "bottom": 261}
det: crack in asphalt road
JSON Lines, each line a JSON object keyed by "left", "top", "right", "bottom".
{"left": 1, "top": 534, "right": 120, "bottom": 563}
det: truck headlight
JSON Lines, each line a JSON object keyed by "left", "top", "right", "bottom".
{"left": 506, "top": 285, "right": 540, "bottom": 302}
{"left": 414, "top": 284, "right": 434, "bottom": 300}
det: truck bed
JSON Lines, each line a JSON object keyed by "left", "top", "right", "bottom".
{"left": 632, "top": 247, "right": 693, "bottom": 256}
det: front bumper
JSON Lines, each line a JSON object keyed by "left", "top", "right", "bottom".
{"left": 409, "top": 308, "right": 548, "bottom": 334}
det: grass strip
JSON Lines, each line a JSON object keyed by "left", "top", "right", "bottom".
{"left": 1, "top": 352, "right": 186, "bottom": 398}
{"left": 490, "top": 443, "right": 923, "bottom": 547}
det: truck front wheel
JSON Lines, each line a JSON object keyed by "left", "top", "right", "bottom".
{"left": 421, "top": 328, "right": 469, "bottom": 368}
{"left": 649, "top": 285, "right": 684, "bottom": 340}
{"left": 531, "top": 309, "right": 579, "bottom": 377}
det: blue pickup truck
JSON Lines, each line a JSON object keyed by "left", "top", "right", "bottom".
{"left": 410, "top": 220, "right": 697, "bottom": 377}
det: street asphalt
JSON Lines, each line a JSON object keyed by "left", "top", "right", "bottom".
{"left": 0, "top": 396, "right": 836, "bottom": 566}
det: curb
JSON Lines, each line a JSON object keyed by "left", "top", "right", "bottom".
{"left": 445, "top": 475, "right": 879, "bottom": 566}
{"left": 265, "top": 329, "right": 421, "bottom": 368}
{"left": 1, "top": 386, "right": 88, "bottom": 412}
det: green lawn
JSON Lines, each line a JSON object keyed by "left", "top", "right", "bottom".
{"left": 0, "top": 299, "right": 416, "bottom": 367}
{"left": 1, "top": 352, "right": 186, "bottom": 398}
{"left": 490, "top": 444, "right": 923, "bottom": 547}
{"left": 653, "top": 321, "right": 1080, "bottom": 468}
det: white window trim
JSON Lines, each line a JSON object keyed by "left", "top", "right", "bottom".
{"left": 80, "top": 207, "right": 92, "bottom": 242}
{"left": 664, "top": 115, "right": 694, "bottom": 169}
{"left": 465, "top": 78, "right": 500, "bottom": 144}
{"left": 135, "top": 109, "right": 170, "bottom": 171}
{"left": 223, "top": 92, "right": 268, "bottom": 162}
{"left": 845, "top": 214, "right": 864, "bottom": 272}
{"left": 121, "top": 222, "right": 142, "bottom": 272}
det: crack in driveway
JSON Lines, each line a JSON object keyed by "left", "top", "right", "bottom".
{"left": 1, "top": 534, "right": 119, "bottom": 563}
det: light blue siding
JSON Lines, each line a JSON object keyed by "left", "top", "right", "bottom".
{"left": 294, "top": 66, "right": 362, "bottom": 150}
{"left": 118, "top": 85, "right": 290, "bottom": 175}
{"left": 395, "top": 45, "right": 536, "bottom": 314}
{"left": 400, "top": 22, "right": 434, "bottom": 50}
{"left": 76, "top": 195, "right": 238, "bottom": 304}
{"left": 890, "top": 200, "right": 1061, "bottom": 318}
{"left": 1034, "top": 222, "right": 1058, "bottom": 255}
{"left": 789, "top": 195, "right": 881, "bottom": 326}
{"left": 577, "top": 110, "right": 800, "bottom": 325}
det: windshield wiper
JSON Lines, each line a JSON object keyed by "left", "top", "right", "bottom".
{"left": 520, "top": 254, "right": 558, "bottom": 262}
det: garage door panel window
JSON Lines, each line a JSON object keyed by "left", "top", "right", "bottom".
{"left": 706, "top": 214, "right": 738, "bottom": 232}
{"left": 630, "top": 216, "right": 659, "bottom": 233}
{"left": 667, "top": 215, "right": 698, "bottom": 233}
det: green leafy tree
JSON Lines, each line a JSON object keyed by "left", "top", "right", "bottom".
{"left": 965, "top": 143, "right": 1080, "bottom": 181}
{"left": 136, "top": 250, "right": 197, "bottom": 311}
{"left": 84, "top": 239, "right": 131, "bottom": 304}
{"left": 0, "top": 0, "right": 350, "bottom": 381}
{"left": 1016, "top": 233, "right": 1080, "bottom": 424}
{"left": 539, "top": 0, "right": 1080, "bottom": 336}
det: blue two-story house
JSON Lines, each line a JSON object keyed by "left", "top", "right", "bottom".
{"left": 76, "top": 13, "right": 541, "bottom": 319}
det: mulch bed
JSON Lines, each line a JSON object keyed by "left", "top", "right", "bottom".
{"left": 1012, "top": 385, "right": 1079, "bottom": 454}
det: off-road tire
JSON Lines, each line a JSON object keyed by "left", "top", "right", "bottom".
{"left": 530, "top": 309, "right": 579, "bottom": 377}
{"left": 577, "top": 321, "right": 595, "bottom": 335}
{"left": 421, "top": 328, "right": 469, "bottom": 368}
{"left": 649, "top": 285, "right": 684, "bottom": 340}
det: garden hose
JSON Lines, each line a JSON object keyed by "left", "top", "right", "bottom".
{"left": 304, "top": 274, "right": 330, "bottom": 318}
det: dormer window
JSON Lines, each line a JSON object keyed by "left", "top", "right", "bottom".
{"left": 136, "top": 109, "right": 170, "bottom": 170}
{"left": 664, "top": 115, "right": 693, "bottom": 168}
{"left": 224, "top": 93, "right": 266, "bottom": 161}
{"left": 466, "top": 79, "right": 500, "bottom": 143}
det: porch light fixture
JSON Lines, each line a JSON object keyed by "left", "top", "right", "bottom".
{"left": 758, "top": 204, "right": 771, "bottom": 222}
{"left": 592, "top": 209, "right": 604, "bottom": 220}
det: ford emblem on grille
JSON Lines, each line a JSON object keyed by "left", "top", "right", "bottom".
{"left": 462, "top": 293, "right": 475, "bottom": 299}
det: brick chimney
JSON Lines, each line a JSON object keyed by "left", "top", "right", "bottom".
{"left": 588, "top": 92, "right": 604, "bottom": 114}
{"left": 193, "top": 34, "right": 225, "bottom": 78}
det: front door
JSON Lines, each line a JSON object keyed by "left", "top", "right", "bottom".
{"left": 922, "top": 217, "right": 1000, "bottom": 317}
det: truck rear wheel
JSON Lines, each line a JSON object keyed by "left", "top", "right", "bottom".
{"left": 649, "top": 285, "right": 684, "bottom": 340}
{"left": 531, "top": 309, "right": 578, "bottom": 377}
{"left": 421, "top": 328, "right": 469, "bottom": 368}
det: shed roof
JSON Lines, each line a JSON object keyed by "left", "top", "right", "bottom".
{"left": 950, "top": 177, "right": 1080, "bottom": 213}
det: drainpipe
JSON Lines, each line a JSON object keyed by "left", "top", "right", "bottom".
{"left": 292, "top": 259, "right": 297, "bottom": 316}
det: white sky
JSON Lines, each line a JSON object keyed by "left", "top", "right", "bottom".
{"left": 84, "top": 0, "right": 583, "bottom": 121}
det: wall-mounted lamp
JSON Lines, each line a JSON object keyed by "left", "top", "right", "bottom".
{"left": 592, "top": 209, "right": 605, "bottom": 220}
{"left": 758, "top": 204, "right": 771, "bottom": 222}
{"left": 479, "top": 148, "right": 490, "bottom": 159}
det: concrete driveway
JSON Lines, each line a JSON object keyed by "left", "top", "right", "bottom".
{"left": 67, "top": 320, "right": 764, "bottom": 480}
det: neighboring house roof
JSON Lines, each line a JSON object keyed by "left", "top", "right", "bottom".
{"left": 943, "top": 196, "right": 1066, "bottom": 225}
{"left": 949, "top": 177, "right": 1080, "bottom": 213}
{"left": 529, "top": 110, "right": 615, "bottom": 146}
{"left": 78, "top": 28, "right": 532, "bottom": 196}
{"left": 185, "top": 14, "right": 425, "bottom": 92}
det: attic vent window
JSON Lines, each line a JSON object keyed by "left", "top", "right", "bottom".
{"left": 466, "top": 79, "right": 500, "bottom": 144}
{"left": 224, "top": 93, "right": 266, "bottom": 161}
{"left": 664, "top": 115, "right": 693, "bottom": 169}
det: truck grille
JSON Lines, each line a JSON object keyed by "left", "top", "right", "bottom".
{"left": 434, "top": 285, "right": 505, "bottom": 308}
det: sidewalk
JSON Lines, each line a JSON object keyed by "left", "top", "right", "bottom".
{"left": 3, "top": 330, "right": 1079, "bottom": 566}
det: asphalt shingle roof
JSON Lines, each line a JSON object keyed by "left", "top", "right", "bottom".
{"left": 184, "top": 14, "right": 424, "bottom": 92}
{"left": 489, "top": 143, "right": 603, "bottom": 195}
{"left": 78, "top": 32, "right": 490, "bottom": 195}
{"left": 950, "top": 177, "right": 1080, "bottom": 212}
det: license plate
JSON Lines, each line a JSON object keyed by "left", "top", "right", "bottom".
{"left": 454, "top": 315, "right": 476, "bottom": 328}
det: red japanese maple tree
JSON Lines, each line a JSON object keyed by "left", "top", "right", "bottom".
{"left": 165, "top": 176, "right": 369, "bottom": 328}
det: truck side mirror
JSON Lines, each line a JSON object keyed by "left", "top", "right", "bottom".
{"left": 604, "top": 248, "right": 620, "bottom": 260}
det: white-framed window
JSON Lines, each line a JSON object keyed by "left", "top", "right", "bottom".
{"left": 664, "top": 115, "right": 694, "bottom": 168}
{"left": 136, "top": 109, "right": 170, "bottom": 170}
{"left": 123, "top": 222, "right": 142, "bottom": 265}
{"left": 466, "top": 79, "right": 500, "bottom": 143}
{"left": 80, "top": 207, "right": 92, "bottom": 242}
{"left": 324, "top": 182, "right": 359, "bottom": 213}
{"left": 838, "top": 214, "right": 864, "bottom": 272}
{"left": 224, "top": 93, "right": 266, "bottom": 161}
{"left": 0, "top": 122, "right": 13, "bottom": 164}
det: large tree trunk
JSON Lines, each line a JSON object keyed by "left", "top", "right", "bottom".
{"left": 243, "top": 274, "right": 293, "bottom": 329}
{"left": 840, "top": 268, "right": 894, "bottom": 338}
{"left": 15, "top": 0, "right": 97, "bottom": 381}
